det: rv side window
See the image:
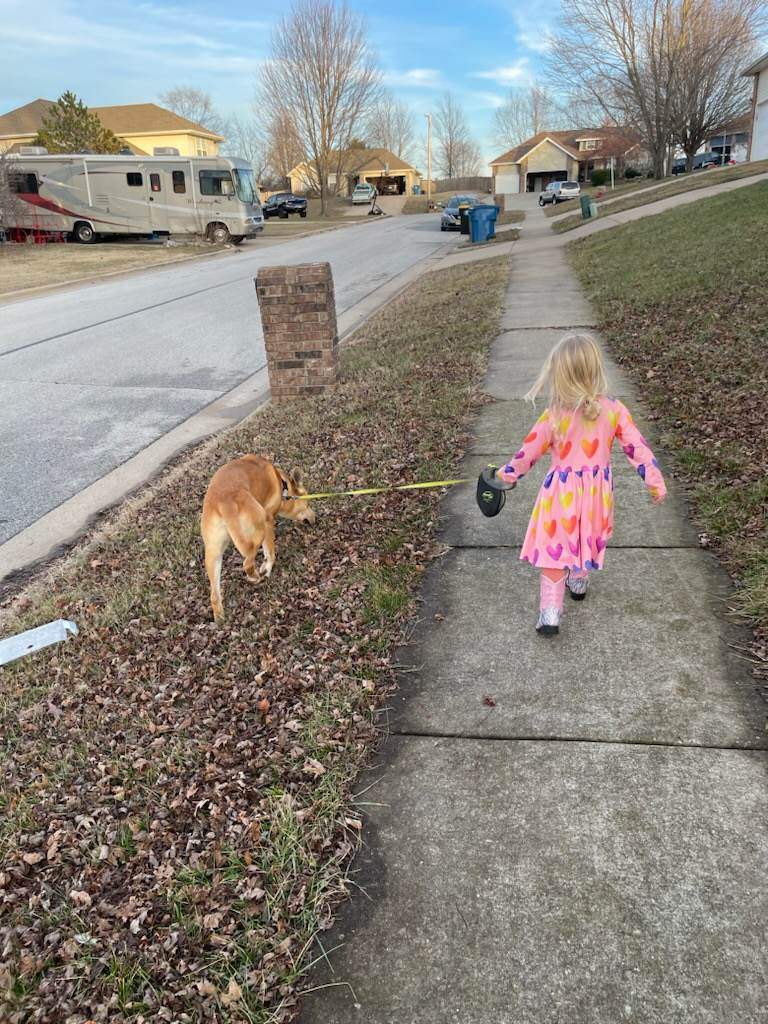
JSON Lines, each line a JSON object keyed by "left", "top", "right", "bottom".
{"left": 199, "top": 169, "right": 233, "bottom": 196}
{"left": 126, "top": 172, "right": 143, "bottom": 186}
{"left": 9, "top": 172, "right": 39, "bottom": 194}
{"left": 172, "top": 170, "right": 186, "bottom": 194}
{"left": 150, "top": 173, "right": 161, "bottom": 192}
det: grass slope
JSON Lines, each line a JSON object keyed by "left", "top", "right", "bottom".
{"left": 554, "top": 159, "right": 768, "bottom": 233}
{"left": 570, "top": 181, "right": 768, "bottom": 671}
{"left": 0, "top": 255, "right": 509, "bottom": 1023}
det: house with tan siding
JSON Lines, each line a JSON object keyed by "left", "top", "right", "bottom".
{"left": 289, "top": 148, "right": 421, "bottom": 196}
{"left": 0, "top": 99, "right": 224, "bottom": 157}
{"left": 491, "top": 127, "right": 645, "bottom": 203}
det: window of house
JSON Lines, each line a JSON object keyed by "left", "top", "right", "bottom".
{"left": 196, "top": 139, "right": 207, "bottom": 157}
{"left": 8, "top": 172, "right": 39, "bottom": 194}
{"left": 580, "top": 139, "right": 601, "bottom": 151}
{"left": 126, "top": 172, "right": 143, "bottom": 186}
{"left": 172, "top": 170, "right": 186, "bottom": 193}
{"left": 199, "top": 169, "right": 233, "bottom": 195}
{"left": 150, "top": 172, "right": 161, "bottom": 192}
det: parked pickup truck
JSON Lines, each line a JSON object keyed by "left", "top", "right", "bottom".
{"left": 263, "top": 192, "right": 308, "bottom": 218}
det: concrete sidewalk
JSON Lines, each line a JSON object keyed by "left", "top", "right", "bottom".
{"left": 301, "top": 203, "right": 768, "bottom": 1024}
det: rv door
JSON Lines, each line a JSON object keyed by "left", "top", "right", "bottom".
{"left": 146, "top": 169, "right": 170, "bottom": 234}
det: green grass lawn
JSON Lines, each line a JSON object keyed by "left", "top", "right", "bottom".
{"left": 0, "top": 253, "right": 509, "bottom": 1022}
{"left": 570, "top": 181, "right": 768, "bottom": 670}
{"left": 554, "top": 159, "right": 768, "bottom": 232}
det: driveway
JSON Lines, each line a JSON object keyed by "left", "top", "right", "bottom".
{"left": 0, "top": 213, "right": 451, "bottom": 551}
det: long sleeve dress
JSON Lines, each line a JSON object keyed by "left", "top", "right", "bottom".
{"left": 498, "top": 396, "right": 667, "bottom": 571}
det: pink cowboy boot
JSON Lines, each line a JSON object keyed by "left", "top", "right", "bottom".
{"left": 566, "top": 568, "right": 589, "bottom": 601}
{"left": 537, "top": 573, "right": 566, "bottom": 637}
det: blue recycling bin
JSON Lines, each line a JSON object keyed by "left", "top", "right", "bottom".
{"left": 468, "top": 204, "right": 499, "bottom": 243}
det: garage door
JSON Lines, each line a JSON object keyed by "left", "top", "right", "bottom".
{"left": 495, "top": 170, "right": 519, "bottom": 194}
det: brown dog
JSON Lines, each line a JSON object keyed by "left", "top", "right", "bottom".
{"left": 201, "top": 455, "right": 316, "bottom": 620}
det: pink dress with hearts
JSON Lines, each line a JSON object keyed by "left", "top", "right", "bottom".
{"left": 498, "top": 397, "right": 667, "bottom": 571}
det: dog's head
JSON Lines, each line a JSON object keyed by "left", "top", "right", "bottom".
{"left": 278, "top": 467, "right": 316, "bottom": 524}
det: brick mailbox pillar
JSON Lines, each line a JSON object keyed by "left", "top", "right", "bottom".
{"left": 255, "top": 262, "right": 339, "bottom": 403}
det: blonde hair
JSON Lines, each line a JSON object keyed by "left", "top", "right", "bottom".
{"left": 525, "top": 332, "right": 607, "bottom": 424}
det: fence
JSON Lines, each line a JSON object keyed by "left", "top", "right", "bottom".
{"left": 435, "top": 176, "right": 493, "bottom": 194}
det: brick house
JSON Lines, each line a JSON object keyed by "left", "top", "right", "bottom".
{"left": 491, "top": 127, "right": 646, "bottom": 200}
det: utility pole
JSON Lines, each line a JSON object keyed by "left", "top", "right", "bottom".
{"left": 425, "top": 113, "right": 432, "bottom": 204}
{"left": 610, "top": 155, "right": 615, "bottom": 190}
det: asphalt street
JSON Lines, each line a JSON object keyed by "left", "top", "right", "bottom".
{"left": 0, "top": 213, "right": 455, "bottom": 546}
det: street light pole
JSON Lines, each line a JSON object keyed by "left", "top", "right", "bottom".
{"left": 425, "top": 113, "right": 432, "bottom": 204}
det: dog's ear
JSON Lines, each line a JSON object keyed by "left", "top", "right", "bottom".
{"left": 290, "top": 467, "right": 303, "bottom": 487}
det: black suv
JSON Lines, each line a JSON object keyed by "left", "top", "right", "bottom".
{"left": 263, "top": 192, "right": 308, "bottom": 219}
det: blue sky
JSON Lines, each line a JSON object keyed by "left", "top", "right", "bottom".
{"left": 0, "top": 0, "right": 552, "bottom": 170}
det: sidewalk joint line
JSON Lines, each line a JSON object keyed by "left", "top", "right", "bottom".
{"left": 390, "top": 729, "right": 768, "bottom": 753}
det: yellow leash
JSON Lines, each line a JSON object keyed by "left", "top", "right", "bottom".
{"left": 296, "top": 478, "right": 470, "bottom": 501}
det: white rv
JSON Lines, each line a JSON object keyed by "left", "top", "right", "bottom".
{"left": 4, "top": 152, "right": 264, "bottom": 244}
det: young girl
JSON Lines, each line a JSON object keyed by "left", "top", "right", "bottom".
{"left": 497, "top": 333, "right": 667, "bottom": 636}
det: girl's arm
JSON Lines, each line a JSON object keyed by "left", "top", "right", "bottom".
{"left": 614, "top": 401, "right": 667, "bottom": 502}
{"left": 497, "top": 410, "right": 553, "bottom": 485}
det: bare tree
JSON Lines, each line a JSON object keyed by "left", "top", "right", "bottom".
{"left": 223, "top": 114, "right": 268, "bottom": 181}
{"left": 259, "top": 0, "right": 381, "bottom": 214}
{"left": 158, "top": 86, "right": 227, "bottom": 135}
{"left": 434, "top": 92, "right": 482, "bottom": 178}
{"left": 493, "top": 85, "right": 562, "bottom": 149}
{"left": 364, "top": 92, "right": 416, "bottom": 159}
{"left": 548, "top": 0, "right": 681, "bottom": 179}
{"left": 454, "top": 139, "right": 483, "bottom": 176}
{"left": 669, "top": 0, "right": 762, "bottom": 170}
{"left": 264, "top": 109, "right": 305, "bottom": 186}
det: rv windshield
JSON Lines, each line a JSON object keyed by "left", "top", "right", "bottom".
{"left": 233, "top": 168, "right": 256, "bottom": 205}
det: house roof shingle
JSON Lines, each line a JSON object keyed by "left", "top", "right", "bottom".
{"left": 0, "top": 99, "right": 223, "bottom": 140}
{"left": 491, "top": 127, "right": 641, "bottom": 166}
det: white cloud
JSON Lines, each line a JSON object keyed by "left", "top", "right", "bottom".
{"left": 470, "top": 62, "right": 531, "bottom": 86}
{"left": 383, "top": 68, "right": 442, "bottom": 89}
{"left": 134, "top": 3, "right": 269, "bottom": 33}
{"left": 517, "top": 29, "right": 555, "bottom": 54}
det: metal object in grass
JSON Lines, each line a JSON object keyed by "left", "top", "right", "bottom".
{"left": 0, "top": 619, "right": 78, "bottom": 666}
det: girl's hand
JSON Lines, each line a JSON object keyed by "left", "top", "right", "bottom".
{"left": 495, "top": 470, "right": 516, "bottom": 488}
{"left": 651, "top": 487, "right": 666, "bottom": 504}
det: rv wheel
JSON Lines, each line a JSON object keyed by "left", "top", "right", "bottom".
{"left": 73, "top": 221, "right": 96, "bottom": 244}
{"left": 208, "top": 223, "right": 231, "bottom": 245}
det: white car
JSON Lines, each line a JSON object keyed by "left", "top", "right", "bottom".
{"left": 352, "top": 182, "right": 377, "bottom": 204}
{"left": 538, "top": 181, "right": 581, "bottom": 206}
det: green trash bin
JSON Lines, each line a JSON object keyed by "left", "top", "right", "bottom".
{"left": 580, "top": 195, "right": 592, "bottom": 220}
